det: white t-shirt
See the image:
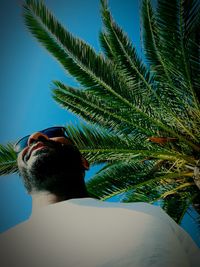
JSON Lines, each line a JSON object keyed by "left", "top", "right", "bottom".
{"left": 0, "top": 198, "right": 199, "bottom": 267}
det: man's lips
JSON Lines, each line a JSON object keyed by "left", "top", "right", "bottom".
{"left": 22, "top": 142, "right": 47, "bottom": 162}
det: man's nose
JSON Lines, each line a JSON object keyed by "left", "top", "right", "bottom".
{"left": 28, "top": 132, "right": 49, "bottom": 146}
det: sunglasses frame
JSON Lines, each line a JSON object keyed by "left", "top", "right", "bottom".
{"left": 14, "top": 126, "right": 70, "bottom": 153}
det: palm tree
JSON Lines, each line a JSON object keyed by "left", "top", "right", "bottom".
{"left": 0, "top": 0, "right": 200, "bottom": 224}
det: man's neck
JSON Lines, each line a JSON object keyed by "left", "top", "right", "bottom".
{"left": 31, "top": 191, "right": 66, "bottom": 211}
{"left": 30, "top": 186, "right": 89, "bottom": 211}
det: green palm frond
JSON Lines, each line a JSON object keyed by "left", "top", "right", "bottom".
{"left": 156, "top": 0, "right": 200, "bottom": 107}
{"left": 53, "top": 81, "right": 156, "bottom": 136}
{"left": 87, "top": 160, "right": 159, "bottom": 199}
{"left": 63, "top": 124, "right": 196, "bottom": 165}
{"left": 99, "top": 1, "right": 183, "bottom": 137}
{"left": 100, "top": 0, "right": 152, "bottom": 94}
{"left": 161, "top": 190, "right": 198, "bottom": 223}
{"left": 182, "top": 0, "right": 200, "bottom": 41}
{"left": 0, "top": 144, "right": 18, "bottom": 175}
{"left": 141, "top": 0, "right": 162, "bottom": 73}
{"left": 23, "top": 0, "right": 143, "bottom": 112}
{"left": 104, "top": 171, "right": 194, "bottom": 201}
{"left": 121, "top": 175, "right": 198, "bottom": 223}
{"left": 141, "top": 0, "right": 200, "bottom": 139}
{"left": 64, "top": 124, "right": 152, "bottom": 163}
{"left": 53, "top": 80, "right": 200, "bottom": 153}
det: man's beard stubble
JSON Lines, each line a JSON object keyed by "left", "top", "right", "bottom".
{"left": 19, "top": 142, "right": 83, "bottom": 196}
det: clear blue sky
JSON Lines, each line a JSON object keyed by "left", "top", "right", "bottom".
{"left": 0, "top": 0, "right": 199, "bottom": 246}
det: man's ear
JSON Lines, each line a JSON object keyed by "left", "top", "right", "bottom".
{"left": 81, "top": 157, "right": 90, "bottom": 170}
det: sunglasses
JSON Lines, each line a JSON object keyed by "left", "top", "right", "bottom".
{"left": 14, "top": 126, "right": 70, "bottom": 153}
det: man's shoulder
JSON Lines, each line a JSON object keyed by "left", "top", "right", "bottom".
{"left": 66, "top": 197, "right": 166, "bottom": 218}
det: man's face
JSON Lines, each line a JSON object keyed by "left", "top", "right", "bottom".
{"left": 17, "top": 132, "right": 85, "bottom": 194}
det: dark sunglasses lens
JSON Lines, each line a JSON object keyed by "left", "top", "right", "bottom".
{"left": 15, "top": 136, "right": 29, "bottom": 153}
{"left": 42, "top": 127, "right": 66, "bottom": 138}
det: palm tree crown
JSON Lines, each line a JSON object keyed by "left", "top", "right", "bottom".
{"left": 0, "top": 0, "right": 200, "bottom": 223}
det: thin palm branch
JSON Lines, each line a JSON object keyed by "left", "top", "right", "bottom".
{"left": 142, "top": 0, "right": 200, "bottom": 138}
{"left": 100, "top": 171, "right": 194, "bottom": 201}
{"left": 0, "top": 144, "right": 18, "bottom": 175}
{"left": 156, "top": 0, "right": 200, "bottom": 108}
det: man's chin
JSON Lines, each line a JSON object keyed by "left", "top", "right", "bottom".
{"left": 19, "top": 146, "right": 64, "bottom": 178}
{"left": 25, "top": 151, "right": 48, "bottom": 169}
